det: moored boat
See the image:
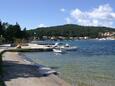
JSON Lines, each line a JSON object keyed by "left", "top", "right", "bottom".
{"left": 53, "top": 48, "right": 65, "bottom": 53}
{"left": 53, "top": 43, "right": 77, "bottom": 51}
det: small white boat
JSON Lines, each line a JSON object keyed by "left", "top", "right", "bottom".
{"left": 53, "top": 48, "right": 65, "bottom": 53}
{"left": 53, "top": 43, "right": 77, "bottom": 51}
{"left": 62, "top": 46, "right": 77, "bottom": 51}
{"left": 61, "top": 44, "right": 77, "bottom": 51}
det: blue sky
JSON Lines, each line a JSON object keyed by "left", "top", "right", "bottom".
{"left": 0, "top": 0, "right": 115, "bottom": 29}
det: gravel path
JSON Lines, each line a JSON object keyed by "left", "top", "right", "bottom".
{"left": 2, "top": 52, "right": 70, "bottom": 86}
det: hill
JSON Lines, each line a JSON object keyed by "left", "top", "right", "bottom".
{"left": 28, "top": 24, "right": 115, "bottom": 38}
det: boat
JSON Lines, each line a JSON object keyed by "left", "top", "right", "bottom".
{"left": 53, "top": 48, "right": 65, "bottom": 53}
{"left": 53, "top": 43, "right": 77, "bottom": 51}
{"left": 61, "top": 44, "right": 77, "bottom": 51}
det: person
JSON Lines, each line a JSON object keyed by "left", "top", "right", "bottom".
{"left": 16, "top": 44, "right": 21, "bottom": 48}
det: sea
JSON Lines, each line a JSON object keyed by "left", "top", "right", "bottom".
{"left": 23, "top": 40, "right": 115, "bottom": 86}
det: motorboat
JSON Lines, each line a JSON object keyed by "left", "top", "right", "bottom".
{"left": 63, "top": 46, "right": 77, "bottom": 51}
{"left": 53, "top": 48, "right": 65, "bottom": 53}
{"left": 61, "top": 44, "right": 77, "bottom": 51}
{"left": 53, "top": 43, "right": 77, "bottom": 51}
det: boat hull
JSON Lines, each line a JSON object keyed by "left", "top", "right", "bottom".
{"left": 53, "top": 49, "right": 65, "bottom": 53}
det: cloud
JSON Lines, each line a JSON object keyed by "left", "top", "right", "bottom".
{"left": 66, "top": 4, "right": 115, "bottom": 27}
{"left": 65, "top": 17, "right": 71, "bottom": 24}
{"left": 38, "top": 24, "right": 46, "bottom": 27}
{"left": 60, "top": 8, "right": 66, "bottom": 12}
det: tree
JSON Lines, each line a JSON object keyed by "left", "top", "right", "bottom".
{"left": 5, "top": 23, "right": 22, "bottom": 43}
{"left": 21, "top": 27, "right": 29, "bottom": 39}
{"left": 0, "top": 21, "right": 3, "bottom": 35}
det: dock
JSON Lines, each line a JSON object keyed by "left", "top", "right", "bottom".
{"left": 0, "top": 46, "right": 53, "bottom": 54}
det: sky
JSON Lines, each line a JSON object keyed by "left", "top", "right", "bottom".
{"left": 0, "top": 0, "right": 115, "bottom": 29}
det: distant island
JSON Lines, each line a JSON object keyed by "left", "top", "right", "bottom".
{"left": 0, "top": 21, "right": 115, "bottom": 45}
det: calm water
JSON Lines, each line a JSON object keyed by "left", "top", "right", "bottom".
{"left": 23, "top": 40, "right": 115, "bottom": 86}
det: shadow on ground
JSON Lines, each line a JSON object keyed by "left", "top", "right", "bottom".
{"left": 3, "top": 61, "right": 47, "bottom": 82}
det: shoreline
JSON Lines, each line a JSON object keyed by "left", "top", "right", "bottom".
{"left": 2, "top": 52, "right": 71, "bottom": 86}
{"left": 18, "top": 52, "right": 35, "bottom": 64}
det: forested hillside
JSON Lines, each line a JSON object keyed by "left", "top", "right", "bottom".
{"left": 28, "top": 24, "right": 115, "bottom": 38}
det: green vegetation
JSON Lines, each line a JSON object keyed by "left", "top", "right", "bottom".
{"left": 0, "top": 21, "right": 29, "bottom": 44}
{"left": 28, "top": 24, "right": 115, "bottom": 39}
